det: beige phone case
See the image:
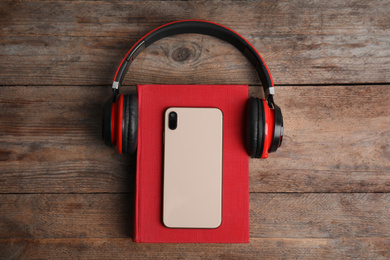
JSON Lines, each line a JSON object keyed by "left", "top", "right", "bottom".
{"left": 163, "top": 107, "right": 223, "bottom": 228}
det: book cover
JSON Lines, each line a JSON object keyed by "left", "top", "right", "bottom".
{"left": 134, "top": 84, "right": 249, "bottom": 243}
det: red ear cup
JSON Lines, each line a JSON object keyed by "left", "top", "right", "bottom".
{"left": 102, "top": 94, "right": 138, "bottom": 155}
{"left": 246, "top": 98, "right": 282, "bottom": 158}
{"left": 261, "top": 99, "right": 275, "bottom": 158}
{"left": 102, "top": 94, "right": 116, "bottom": 146}
{"left": 102, "top": 94, "right": 123, "bottom": 153}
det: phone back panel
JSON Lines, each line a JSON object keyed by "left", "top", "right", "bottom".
{"left": 163, "top": 107, "right": 223, "bottom": 228}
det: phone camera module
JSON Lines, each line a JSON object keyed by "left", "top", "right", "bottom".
{"left": 168, "top": 112, "right": 177, "bottom": 130}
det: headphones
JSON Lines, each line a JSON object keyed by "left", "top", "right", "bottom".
{"left": 102, "top": 20, "right": 283, "bottom": 158}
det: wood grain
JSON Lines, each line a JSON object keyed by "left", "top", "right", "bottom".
{"left": 1, "top": 238, "right": 389, "bottom": 260}
{"left": 1, "top": 0, "right": 389, "bottom": 86}
{"left": 0, "top": 85, "right": 388, "bottom": 193}
{"left": 0, "top": 193, "right": 389, "bottom": 239}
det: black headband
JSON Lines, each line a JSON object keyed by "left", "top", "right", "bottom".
{"left": 113, "top": 20, "right": 275, "bottom": 101}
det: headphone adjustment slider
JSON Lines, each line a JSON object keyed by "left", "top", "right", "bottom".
{"left": 112, "top": 81, "right": 119, "bottom": 90}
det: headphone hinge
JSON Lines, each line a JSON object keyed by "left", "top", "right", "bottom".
{"left": 267, "top": 95, "right": 275, "bottom": 109}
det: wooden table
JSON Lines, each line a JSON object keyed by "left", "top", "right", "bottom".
{"left": 1, "top": 1, "right": 389, "bottom": 258}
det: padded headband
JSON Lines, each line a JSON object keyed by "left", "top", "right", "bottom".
{"left": 113, "top": 20, "right": 275, "bottom": 101}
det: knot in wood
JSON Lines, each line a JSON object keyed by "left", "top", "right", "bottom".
{"left": 171, "top": 47, "right": 191, "bottom": 62}
{"left": 168, "top": 42, "right": 201, "bottom": 66}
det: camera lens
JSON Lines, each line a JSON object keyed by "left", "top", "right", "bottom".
{"left": 168, "top": 112, "right": 177, "bottom": 130}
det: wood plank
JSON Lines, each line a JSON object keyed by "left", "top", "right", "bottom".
{"left": 250, "top": 193, "right": 390, "bottom": 238}
{"left": 0, "top": 0, "right": 389, "bottom": 86}
{"left": 0, "top": 194, "right": 133, "bottom": 239}
{"left": 0, "top": 85, "right": 389, "bottom": 193}
{"left": 1, "top": 0, "right": 389, "bottom": 38}
{"left": 0, "top": 238, "right": 389, "bottom": 259}
{"left": 0, "top": 193, "right": 389, "bottom": 239}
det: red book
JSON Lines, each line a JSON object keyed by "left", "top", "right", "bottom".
{"left": 134, "top": 84, "right": 249, "bottom": 243}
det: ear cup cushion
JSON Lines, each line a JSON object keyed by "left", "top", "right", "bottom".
{"left": 246, "top": 97, "right": 265, "bottom": 158}
{"left": 247, "top": 97, "right": 258, "bottom": 157}
{"left": 122, "top": 94, "right": 138, "bottom": 154}
{"left": 255, "top": 99, "right": 265, "bottom": 158}
{"left": 128, "top": 94, "right": 139, "bottom": 153}
{"left": 269, "top": 104, "right": 283, "bottom": 152}
{"left": 122, "top": 95, "right": 129, "bottom": 154}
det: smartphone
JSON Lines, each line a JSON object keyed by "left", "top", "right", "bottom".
{"left": 163, "top": 107, "right": 223, "bottom": 228}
